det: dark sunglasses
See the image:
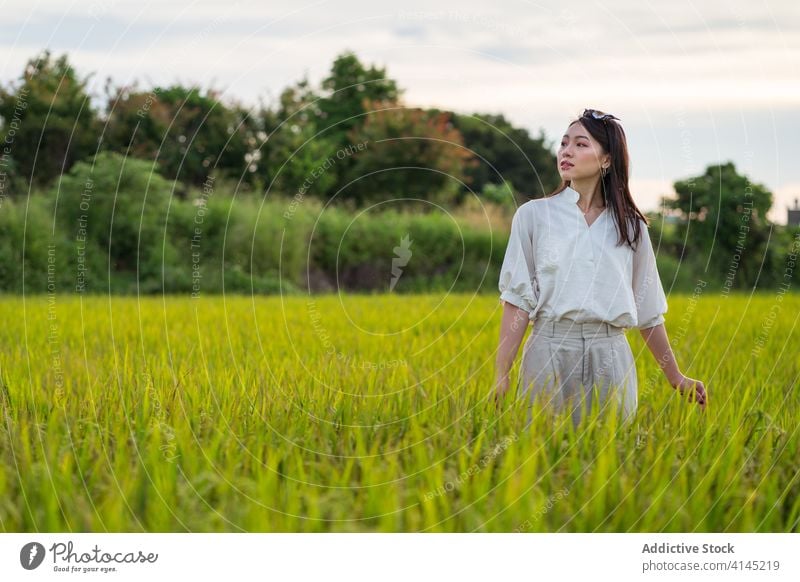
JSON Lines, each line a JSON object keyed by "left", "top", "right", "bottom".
{"left": 582, "top": 109, "right": 619, "bottom": 146}
{"left": 582, "top": 108, "right": 620, "bottom": 123}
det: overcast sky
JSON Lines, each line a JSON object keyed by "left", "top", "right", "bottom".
{"left": 2, "top": 0, "right": 798, "bottom": 223}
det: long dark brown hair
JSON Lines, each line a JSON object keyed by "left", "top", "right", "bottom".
{"left": 548, "top": 110, "right": 649, "bottom": 250}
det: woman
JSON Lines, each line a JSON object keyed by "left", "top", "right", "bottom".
{"left": 494, "top": 108, "right": 707, "bottom": 429}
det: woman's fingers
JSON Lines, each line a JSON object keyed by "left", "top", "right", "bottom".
{"left": 693, "top": 379, "right": 707, "bottom": 408}
{"left": 677, "top": 376, "right": 707, "bottom": 409}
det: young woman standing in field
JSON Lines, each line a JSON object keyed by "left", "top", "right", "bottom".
{"left": 494, "top": 109, "right": 707, "bottom": 429}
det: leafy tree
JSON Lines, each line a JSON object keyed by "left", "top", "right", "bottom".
{"left": 317, "top": 51, "right": 401, "bottom": 142}
{"left": 308, "top": 52, "right": 402, "bottom": 190}
{"left": 342, "top": 100, "right": 474, "bottom": 206}
{"left": 51, "top": 150, "right": 177, "bottom": 291}
{"left": 0, "top": 49, "right": 100, "bottom": 188}
{"left": 668, "top": 161, "right": 775, "bottom": 289}
{"left": 259, "top": 77, "right": 338, "bottom": 198}
{"left": 103, "top": 82, "right": 260, "bottom": 191}
{"left": 450, "top": 112, "right": 559, "bottom": 200}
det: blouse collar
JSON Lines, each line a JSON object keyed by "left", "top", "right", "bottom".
{"left": 561, "top": 185, "right": 580, "bottom": 203}
{"left": 561, "top": 185, "right": 611, "bottom": 226}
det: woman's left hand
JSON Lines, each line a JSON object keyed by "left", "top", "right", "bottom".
{"left": 671, "top": 374, "right": 708, "bottom": 410}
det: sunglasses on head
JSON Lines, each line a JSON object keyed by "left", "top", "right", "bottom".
{"left": 582, "top": 109, "right": 620, "bottom": 123}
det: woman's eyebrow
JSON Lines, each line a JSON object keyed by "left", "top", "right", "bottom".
{"left": 562, "top": 134, "right": 590, "bottom": 140}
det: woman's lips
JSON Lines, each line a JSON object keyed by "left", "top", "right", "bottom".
{"left": 560, "top": 162, "right": 573, "bottom": 169}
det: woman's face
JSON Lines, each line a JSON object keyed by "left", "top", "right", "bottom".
{"left": 557, "top": 121, "right": 610, "bottom": 181}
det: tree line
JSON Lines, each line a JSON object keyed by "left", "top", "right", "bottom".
{"left": 0, "top": 48, "right": 796, "bottom": 295}
{"left": 0, "top": 49, "right": 559, "bottom": 206}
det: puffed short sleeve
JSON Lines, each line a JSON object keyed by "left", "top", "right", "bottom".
{"left": 498, "top": 205, "right": 538, "bottom": 313}
{"left": 632, "top": 221, "right": 668, "bottom": 329}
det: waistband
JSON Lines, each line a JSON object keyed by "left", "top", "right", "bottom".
{"left": 532, "top": 317, "right": 625, "bottom": 338}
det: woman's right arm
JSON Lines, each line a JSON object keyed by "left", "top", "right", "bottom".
{"left": 494, "top": 204, "right": 538, "bottom": 407}
{"left": 493, "top": 300, "right": 530, "bottom": 406}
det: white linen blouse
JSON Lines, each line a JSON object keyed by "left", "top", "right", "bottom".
{"left": 498, "top": 185, "right": 668, "bottom": 329}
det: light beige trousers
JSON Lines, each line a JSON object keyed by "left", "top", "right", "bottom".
{"left": 518, "top": 317, "right": 638, "bottom": 430}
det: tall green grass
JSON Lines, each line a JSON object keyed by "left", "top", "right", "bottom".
{"left": 0, "top": 293, "right": 798, "bottom": 531}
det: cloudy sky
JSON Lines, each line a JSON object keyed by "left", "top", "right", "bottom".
{"left": 2, "top": 0, "right": 798, "bottom": 222}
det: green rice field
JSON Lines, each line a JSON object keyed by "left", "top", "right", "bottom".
{"left": 1, "top": 293, "right": 798, "bottom": 532}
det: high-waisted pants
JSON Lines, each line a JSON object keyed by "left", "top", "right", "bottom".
{"left": 518, "top": 316, "right": 638, "bottom": 430}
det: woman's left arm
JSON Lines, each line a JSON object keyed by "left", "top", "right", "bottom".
{"left": 632, "top": 222, "right": 708, "bottom": 410}
{"left": 639, "top": 324, "right": 708, "bottom": 410}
